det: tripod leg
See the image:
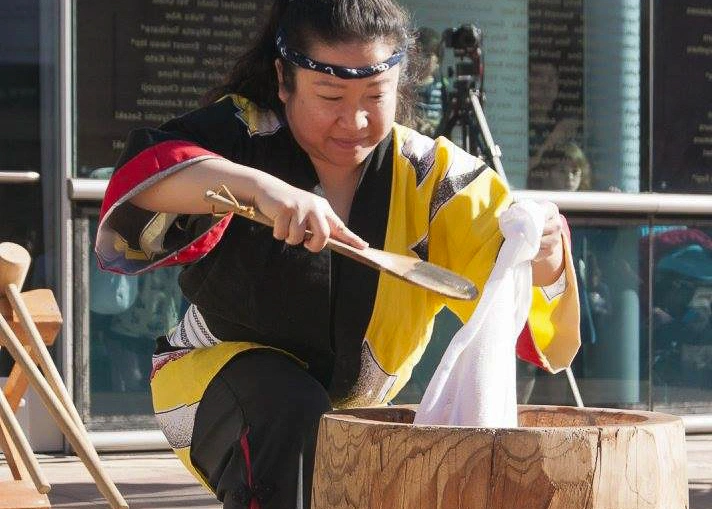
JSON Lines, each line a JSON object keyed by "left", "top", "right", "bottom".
{"left": 565, "top": 367, "right": 585, "bottom": 408}
{"left": 437, "top": 107, "right": 460, "bottom": 140}
{"left": 465, "top": 115, "right": 481, "bottom": 159}
{"left": 468, "top": 89, "right": 507, "bottom": 184}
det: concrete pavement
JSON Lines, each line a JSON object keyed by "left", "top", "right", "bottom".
{"left": 687, "top": 435, "right": 712, "bottom": 509}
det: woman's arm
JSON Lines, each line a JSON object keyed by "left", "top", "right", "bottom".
{"left": 130, "top": 157, "right": 266, "bottom": 214}
{"left": 130, "top": 158, "right": 367, "bottom": 253}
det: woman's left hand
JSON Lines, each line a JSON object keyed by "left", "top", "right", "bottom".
{"left": 531, "top": 201, "right": 565, "bottom": 286}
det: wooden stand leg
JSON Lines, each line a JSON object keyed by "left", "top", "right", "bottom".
{"left": 0, "top": 314, "right": 128, "bottom": 509}
{"left": 0, "top": 372, "right": 51, "bottom": 508}
{"left": 0, "top": 416, "right": 25, "bottom": 480}
{"left": 0, "top": 387, "right": 50, "bottom": 493}
{"left": 6, "top": 286, "right": 84, "bottom": 428}
{"left": 4, "top": 356, "right": 33, "bottom": 412}
{"left": 0, "top": 399, "right": 51, "bottom": 509}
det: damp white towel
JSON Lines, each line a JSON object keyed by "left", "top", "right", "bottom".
{"left": 414, "top": 200, "right": 545, "bottom": 427}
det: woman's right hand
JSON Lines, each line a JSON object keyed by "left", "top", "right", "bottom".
{"left": 253, "top": 176, "right": 368, "bottom": 253}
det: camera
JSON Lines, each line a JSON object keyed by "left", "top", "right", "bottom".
{"left": 441, "top": 23, "right": 483, "bottom": 82}
{"left": 435, "top": 21, "right": 502, "bottom": 179}
{"left": 442, "top": 24, "right": 482, "bottom": 54}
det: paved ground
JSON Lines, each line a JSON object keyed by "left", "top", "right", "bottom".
{"left": 687, "top": 435, "right": 712, "bottom": 509}
{"left": 1, "top": 436, "right": 711, "bottom": 508}
{"left": 2, "top": 452, "right": 219, "bottom": 508}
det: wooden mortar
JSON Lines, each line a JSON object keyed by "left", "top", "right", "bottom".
{"left": 311, "top": 404, "right": 688, "bottom": 509}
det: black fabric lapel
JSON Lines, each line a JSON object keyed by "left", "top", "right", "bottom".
{"left": 328, "top": 133, "right": 393, "bottom": 400}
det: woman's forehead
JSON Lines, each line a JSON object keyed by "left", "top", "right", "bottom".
{"left": 307, "top": 38, "right": 398, "bottom": 69}
{"left": 306, "top": 70, "right": 399, "bottom": 91}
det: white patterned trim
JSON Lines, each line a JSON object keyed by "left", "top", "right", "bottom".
{"left": 167, "top": 304, "right": 222, "bottom": 349}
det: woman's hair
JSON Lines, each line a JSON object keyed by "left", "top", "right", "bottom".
{"left": 415, "top": 26, "right": 441, "bottom": 59}
{"left": 202, "top": 0, "right": 421, "bottom": 125}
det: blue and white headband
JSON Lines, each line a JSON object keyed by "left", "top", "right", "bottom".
{"left": 275, "top": 28, "right": 405, "bottom": 79}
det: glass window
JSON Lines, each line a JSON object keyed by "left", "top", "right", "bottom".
{"left": 76, "top": 0, "right": 647, "bottom": 189}
{"left": 402, "top": 0, "right": 642, "bottom": 192}
{"left": 580, "top": 0, "right": 641, "bottom": 193}
{"left": 405, "top": 0, "right": 529, "bottom": 183}
{"left": 527, "top": 0, "right": 586, "bottom": 191}
{"left": 652, "top": 4, "right": 712, "bottom": 193}
{"left": 74, "top": 1, "right": 272, "bottom": 175}
{"left": 525, "top": 223, "right": 648, "bottom": 408}
{"left": 0, "top": 0, "right": 58, "bottom": 376}
{"left": 0, "top": 0, "right": 54, "bottom": 290}
{"left": 70, "top": 0, "right": 712, "bottom": 421}
{"left": 650, "top": 224, "right": 712, "bottom": 414}
{"left": 77, "top": 212, "right": 186, "bottom": 429}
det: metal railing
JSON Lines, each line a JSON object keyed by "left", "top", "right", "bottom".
{"left": 0, "top": 171, "right": 41, "bottom": 184}
{"left": 69, "top": 178, "right": 712, "bottom": 215}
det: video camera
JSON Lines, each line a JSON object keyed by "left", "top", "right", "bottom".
{"left": 435, "top": 22, "right": 504, "bottom": 182}
{"left": 442, "top": 24, "right": 482, "bottom": 57}
{"left": 441, "top": 23, "right": 484, "bottom": 90}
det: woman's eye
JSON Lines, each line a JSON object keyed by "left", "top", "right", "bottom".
{"left": 318, "top": 95, "right": 342, "bottom": 101}
{"left": 369, "top": 94, "right": 385, "bottom": 101}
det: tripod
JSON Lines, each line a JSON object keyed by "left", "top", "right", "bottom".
{"left": 436, "top": 70, "right": 508, "bottom": 186}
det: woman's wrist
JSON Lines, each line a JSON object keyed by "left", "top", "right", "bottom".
{"left": 531, "top": 238, "right": 565, "bottom": 286}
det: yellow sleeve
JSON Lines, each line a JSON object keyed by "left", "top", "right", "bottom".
{"left": 426, "top": 162, "right": 512, "bottom": 323}
{"left": 521, "top": 224, "right": 581, "bottom": 373}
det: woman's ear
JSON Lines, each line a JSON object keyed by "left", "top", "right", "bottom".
{"left": 275, "top": 59, "right": 290, "bottom": 104}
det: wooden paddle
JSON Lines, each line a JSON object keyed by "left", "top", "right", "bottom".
{"left": 205, "top": 189, "right": 478, "bottom": 301}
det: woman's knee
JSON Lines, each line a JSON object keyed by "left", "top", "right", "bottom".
{"left": 224, "top": 349, "right": 332, "bottom": 423}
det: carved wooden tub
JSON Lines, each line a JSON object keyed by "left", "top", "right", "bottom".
{"left": 312, "top": 405, "right": 688, "bottom": 509}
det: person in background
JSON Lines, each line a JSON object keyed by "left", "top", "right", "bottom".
{"left": 413, "top": 26, "right": 446, "bottom": 137}
{"left": 650, "top": 231, "right": 712, "bottom": 387}
{"left": 527, "top": 141, "right": 592, "bottom": 191}
{"left": 95, "top": 1, "right": 580, "bottom": 507}
{"left": 527, "top": 61, "right": 590, "bottom": 191}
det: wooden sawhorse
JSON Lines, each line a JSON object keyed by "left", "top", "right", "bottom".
{"left": 0, "top": 289, "right": 62, "bottom": 508}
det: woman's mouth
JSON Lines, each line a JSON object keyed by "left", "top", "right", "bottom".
{"left": 331, "top": 137, "right": 367, "bottom": 149}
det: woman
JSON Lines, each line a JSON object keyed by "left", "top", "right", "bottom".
{"left": 96, "top": 0, "right": 579, "bottom": 507}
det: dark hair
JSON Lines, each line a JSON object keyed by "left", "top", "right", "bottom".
{"left": 415, "top": 27, "right": 441, "bottom": 57}
{"left": 202, "top": 0, "right": 421, "bottom": 125}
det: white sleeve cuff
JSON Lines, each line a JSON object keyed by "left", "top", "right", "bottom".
{"left": 541, "top": 268, "right": 567, "bottom": 301}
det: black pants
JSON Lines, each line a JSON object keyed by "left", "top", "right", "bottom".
{"left": 190, "top": 349, "right": 332, "bottom": 509}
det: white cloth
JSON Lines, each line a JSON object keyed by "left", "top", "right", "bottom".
{"left": 414, "top": 200, "right": 545, "bottom": 427}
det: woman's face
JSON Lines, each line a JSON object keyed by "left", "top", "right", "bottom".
{"left": 276, "top": 39, "right": 400, "bottom": 176}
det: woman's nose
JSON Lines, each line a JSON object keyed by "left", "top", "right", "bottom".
{"left": 338, "top": 106, "right": 368, "bottom": 130}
